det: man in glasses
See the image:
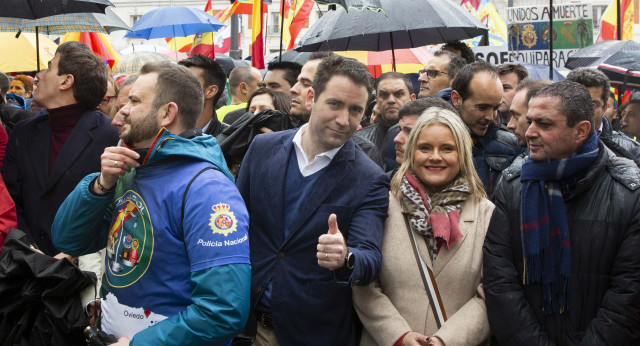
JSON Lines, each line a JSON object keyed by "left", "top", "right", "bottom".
{"left": 417, "top": 50, "right": 466, "bottom": 99}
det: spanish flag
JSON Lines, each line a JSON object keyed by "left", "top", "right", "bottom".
{"left": 190, "top": 0, "right": 216, "bottom": 58}
{"left": 251, "top": 0, "right": 265, "bottom": 68}
{"left": 281, "top": 0, "right": 315, "bottom": 50}
{"left": 597, "top": 0, "right": 634, "bottom": 41}
{"left": 218, "top": 0, "right": 267, "bottom": 23}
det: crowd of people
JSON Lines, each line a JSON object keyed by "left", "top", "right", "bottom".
{"left": 0, "top": 39, "right": 639, "bottom": 346}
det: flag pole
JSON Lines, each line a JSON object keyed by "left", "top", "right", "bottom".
{"left": 616, "top": 0, "right": 621, "bottom": 40}
{"left": 548, "top": 0, "right": 553, "bottom": 80}
{"left": 279, "top": 0, "right": 286, "bottom": 62}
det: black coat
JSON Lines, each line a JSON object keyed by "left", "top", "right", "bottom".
{"left": 1, "top": 109, "right": 118, "bottom": 256}
{"left": 483, "top": 142, "right": 640, "bottom": 345}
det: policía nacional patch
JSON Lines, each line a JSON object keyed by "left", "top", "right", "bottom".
{"left": 209, "top": 202, "right": 238, "bottom": 237}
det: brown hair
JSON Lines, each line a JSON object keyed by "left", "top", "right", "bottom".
{"left": 55, "top": 41, "right": 108, "bottom": 108}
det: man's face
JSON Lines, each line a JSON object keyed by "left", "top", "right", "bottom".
{"left": 188, "top": 66, "right": 206, "bottom": 90}
{"left": 98, "top": 81, "right": 116, "bottom": 116}
{"left": 417, "top": 55, "right": 453, "bottom": 98}
{"left": 111, "top": 83, "right": 133, "bottom": 137}
{"left": 33, "top": 54, "right": 67, "bottom": 108}
{"left": 621, "top": 103, "right": 640, "bottom": 138}
{"left": 526, "top": 96, "right": 584, "bottom": 161}
{"left": 247, "top": 69, "right": 263, "bottom": 96}
{"left": 499, "top": 72, "right": 519, "bottom": 114}
{"left": 119, "top": 73, "right": 161, "bottom": 147}
{"left": 393, "top": 114, "right": 419, "bottom": 164}
{"left": 586, "top": 86, "right": 606, "bottom": 130}
{"left": 452, "top": 72, "right": 503, "bottom": 137}
{"left": 290, "top": 59, "right": 321, "bottom": 122}
{"left": 306, "top": 75, "right": 369, "bottom": 152}
{"left": 506, "top": 88, "right": 529, "bottom": 147}
{"left": 263, "top": 69, "right": 292, "bottom": 93}
{"left": 376, "top": 78, "right": 414, "bottom": 127}
{"left": 604, "top": 96, "right": 615, "bottom": 121}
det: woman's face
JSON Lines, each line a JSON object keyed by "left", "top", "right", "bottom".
{"left": 412, "top": 124, "right": 461, "bottom": 191}
{"left": 249, "top": 94, "right": 275, "bottom": 114}
{"left": 8, "top": 80, "right": 30, "bottom": 98}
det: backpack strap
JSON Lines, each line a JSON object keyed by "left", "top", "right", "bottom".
{"left": 181, "top": 166, "right": 221, "bottom": 224}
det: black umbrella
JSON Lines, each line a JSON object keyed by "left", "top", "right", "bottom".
{"left": 0, "top": 229, "right": 96, "bottom": 345}
{"left": 314, "top": 0, "right": 383, "bottom": 12}
{"left": 268, "top": 50, "right": 312, "bottom": 65}
{"left": 598, "top": 51, "right": 640, "bottom": 90}
{"left": 564, "top": 40, "right": 640, "bottom": 70}
{"left": 0, "top": 0, "right": 112, "bottom": 20}
{"left": 295, "top": 0, "right": 487, "bottom": 71}
{"left": 215, "top": 53, "right": 250, "bottom": 77}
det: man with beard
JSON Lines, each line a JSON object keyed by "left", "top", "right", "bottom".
{"left": 2, "top": 41, "right": 118, "bottom": 256}
{"left": 450, "top": 61, "right": 520, "bottom": 200}
{"left": 52, "top": 62, "right": 250, "bottom": 345}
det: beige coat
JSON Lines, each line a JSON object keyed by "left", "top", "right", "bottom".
{"left": 353, "top": 194, "right": 494, "bottom": 346}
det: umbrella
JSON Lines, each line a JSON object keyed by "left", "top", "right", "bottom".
{"left": 215, "top": 54, "right": 250, "bottom": 77}
{"left": 0, "top": 0, "right": 111, "bottom": 20}
{"left": 0, "top": 8, "right": 130, "bottom": 34}
{"left": 62, "top": 32, "right": 121, "bottom": 69}
{"left": 598, "top": 51, "right": 640, "bottom": 90}
{"left": 0, "top": 32, "right": 57, "bottom": 72}
{"left": 564, "top": 40, "right": 640, "bottom": 70}
{"left": 0, "top": 229, "right": 95, "bottom": 345}
{"left": 112, "top": 52, "right": 173, "bottom": 76}
{"left": 267, "top": 50, "right": 313, "bottom": 65}
{"left": 314, "top": 0, "right": 384, "bottom": 12}
{"left": 335, "top": 47, "right": 434, "bottom": 77}
{"left": 124, "top": 6, "right": 224, "bottom": 40}
{"left": 517, "top": 62, "right": 565, "bottom": 82}
{"left": 296, "top": 0, "right": 487, "bottom": 54}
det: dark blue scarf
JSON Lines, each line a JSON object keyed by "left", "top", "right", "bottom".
{"left": 520, "top": 131, "right": 599, "bottom": 314}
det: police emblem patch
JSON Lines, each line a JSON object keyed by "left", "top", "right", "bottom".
{"left": 209, "top": 202, "right": 238, "bottom": 236}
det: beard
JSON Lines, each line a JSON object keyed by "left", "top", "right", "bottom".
{"left": 121, "top": 107, "right": 161, "bottom": 147}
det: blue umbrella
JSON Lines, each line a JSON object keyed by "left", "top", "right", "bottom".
{"left": 125, "top": 6, "right": 223, "bottom": 40}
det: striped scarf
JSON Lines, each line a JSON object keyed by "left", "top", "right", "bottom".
{"left": 520, "top": 131, "right": 599, "bottom": 314}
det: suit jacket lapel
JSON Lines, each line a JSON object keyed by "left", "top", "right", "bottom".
{"left": 433, "top": 199, "right": 473, "bottom": 276}
{"left": 45, "top": 111, "right": 94, "bottom": 192}
{"left": 281, "top": 140, "right": 355, "bottom": 248}
{"left": 267, "top": 134, "right": 293, "bottom": 244}
{"left": 29, "top": 117, "right": 51, "bottom": 191}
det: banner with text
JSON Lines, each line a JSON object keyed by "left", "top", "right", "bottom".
{"left": 504, "top": 3, "right": 593, "bottom": 69}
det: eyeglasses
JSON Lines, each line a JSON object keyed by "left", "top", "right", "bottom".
{"left": 100, "top": 96, "right": 116, "bottom": 105}
{"left": 418, "top": 69, "right": 453, "bottom": 79}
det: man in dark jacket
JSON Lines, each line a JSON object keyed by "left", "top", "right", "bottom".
{"left": 1, "top": 42, "right": 118, "bottom": 256}
{"left": 178, "top": 54, "right": 229, "bottom": 136}
{"left": 483, "top": 81, "right": 640, "bottom": 345}
{"left": 566, "top": 67, "right": 640, "bottom": 165}
{"left": 450, "top": 61, "right": 521, "bottom": 200}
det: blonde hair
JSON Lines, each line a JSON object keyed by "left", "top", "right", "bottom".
{"left": 390, "top": 107, "right": 486, "bottom": 199}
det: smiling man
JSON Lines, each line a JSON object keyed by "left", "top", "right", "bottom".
{"left": 237, "top": 55, "right": 389, "bottom": 346}
{"left": 484, "top": 80, "right": 640, "bottom": 344}
{"left": 450, "top": 61, "right": 520, "bottom": 200}
{"left": 418, "top": 50, "right": 466, "bottom": 99}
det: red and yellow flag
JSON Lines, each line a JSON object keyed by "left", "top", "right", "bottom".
{"left": 281, "top": 0, "right": 314, "bottom": 50}
{"left": 190, "top": 0, "right": 216, "bottom": 58}
{"left": 251, "top": 0, "right": 265, "bottom": 68}
{"left": 597, "top": 0, "right": 634, "bottom": 41}
{"left": 218, "top": 0, "right": 267, "bottom": 23}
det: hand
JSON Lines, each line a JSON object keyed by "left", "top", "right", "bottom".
{"left": 54, "top": 252, "right": 78, "bottom": 263}
{"left": 317, "top": 214, "right": 348, "bottom": 270}
{"left": 94, "top": 146, "right": 140, "bottom": 194}
{"left": 111, "top": 337, "right": 130, "bottom": 346}
{"left": 429, "top": 336, "right": 445, "bottom": 346}
{"left": 402, "top": 332, "right": 431, "bottom": 346}
{"left": 88, "top": 300, "right": 101, "bottom": 326}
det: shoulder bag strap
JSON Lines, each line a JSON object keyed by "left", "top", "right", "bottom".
{"left": 404, "top": 214, "right": 447, "bottom": 328}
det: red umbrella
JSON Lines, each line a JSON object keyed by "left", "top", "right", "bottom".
{"left": 62, "top": 32, "right": 120, "bottom": 69}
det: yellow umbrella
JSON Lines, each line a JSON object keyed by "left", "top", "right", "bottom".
{"left": 62, "top": 32, "right": 121, "bottom": 70}
{"left": 0, "top": 32, "right": 58, "bottom": 73}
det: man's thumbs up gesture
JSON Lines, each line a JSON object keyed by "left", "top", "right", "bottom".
{"left": 317, "top": 213, "right": 348, "bottom": 270}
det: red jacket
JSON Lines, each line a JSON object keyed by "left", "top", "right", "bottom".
{"left": 0, "top": 175, "right": 17, "bottom": 251}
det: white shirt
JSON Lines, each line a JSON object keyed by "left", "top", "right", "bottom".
{"left": 292, "top": 124, "right": 342, "bottom": 177}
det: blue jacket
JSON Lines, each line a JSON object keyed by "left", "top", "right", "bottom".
{"left": 236, "top": 130, "right": 389, "bottom": 346}
{"left": 52, "top": 129, "right": 250, "bottom": 345}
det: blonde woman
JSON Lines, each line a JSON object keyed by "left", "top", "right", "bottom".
{"left": 353, "top": 108, "right": 494, "bottom": 346}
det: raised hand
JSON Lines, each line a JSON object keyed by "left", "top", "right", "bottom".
{"left": 317, "top": 213, "right": 348, "bottom": 270}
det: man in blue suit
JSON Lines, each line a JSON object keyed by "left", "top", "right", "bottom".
{"left": 236, "top": 55, "right": 390, "bottom": 346}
